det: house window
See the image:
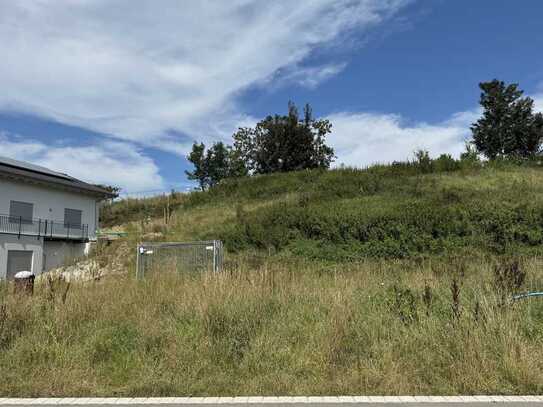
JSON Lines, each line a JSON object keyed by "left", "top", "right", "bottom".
{"left": 7, "top": 250, "right": 33, "bottom": 279}
{"left": 64, "top": 208, "right": 82, "bottom": 228}
{"left": 9, "top": 200, "right": 34, "bottom": 224}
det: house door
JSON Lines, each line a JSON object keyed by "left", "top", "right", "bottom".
{"left": 6, "top": 250, "right": 33, "bottom": 280}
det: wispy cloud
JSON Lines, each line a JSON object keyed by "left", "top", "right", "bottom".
{"left": 0, "top": 0, "right": 410, "bottom": 153}
{"left": 272, "top": 62, "right": 348, "bottom": 89}
{"left": 0, "top": 132, "right": 164, "bottom": 194}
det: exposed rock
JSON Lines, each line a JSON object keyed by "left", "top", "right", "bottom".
{"left": 36, "top": 257, "right": 125, "bottom": 283}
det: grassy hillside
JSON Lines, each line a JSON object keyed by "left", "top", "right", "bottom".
{"left": 105, "top": 159, "right": 543, "bottom": 261}
{"left": 3, "top": 160, "right": 543, "bottom": 396}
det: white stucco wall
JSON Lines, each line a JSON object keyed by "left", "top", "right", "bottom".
{"left": 43, "top": 241, "right": 87, "bottom": 271}
{"left": 0, "top": 237, "right": 92, "bottom": 279}
{"left": 0, "top": 235, "right": 44, "bottom": 279}
{"left": 0, "top": 178, "right": 99, "bottom": 238}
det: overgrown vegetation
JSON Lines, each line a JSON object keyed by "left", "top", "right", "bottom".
{"left": 100, "top": 191, "right": 186, "bottom": 228}
{"left": 5, "top": 79, "right": 543, "bottom": 396}
{"left": 215, "top": 162, "right": 543, "bottom": 259}
{"left": 103, "top": 155, "right": 543, "bottom": 261}
{"left": 5, "top": 157, "right": 543, "bottom": 396}
{"left": 1, "top": 256, "right": 543, "bottom": 396}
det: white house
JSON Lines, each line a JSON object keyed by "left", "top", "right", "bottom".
{"left": 0, "top": 156, "right": 115, "bottom": 279}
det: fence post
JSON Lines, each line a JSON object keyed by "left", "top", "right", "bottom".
{"left": 136, "top": 245, "right": 143, "bottom": 279}
{"left": 213, "top": 240, "right": 217, "bottom": 273}
{"left": 37, "top": 219, "right": 41, "bottom": 240}
{"left": 18, "top": 216, "right": 22, "bottom": 239}
{"left": 136, "top": 245, "right": 140, "bottom": 279}
{"left": 219, "top": 240, "right": 223, "bottom": 272}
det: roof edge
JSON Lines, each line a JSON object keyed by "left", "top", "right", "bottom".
{"left": 0, "top": 163, "right": 117, "bottom": 200}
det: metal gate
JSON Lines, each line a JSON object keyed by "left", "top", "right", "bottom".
{"left": 136, "top": 240, "right": 223, "bottom": 278}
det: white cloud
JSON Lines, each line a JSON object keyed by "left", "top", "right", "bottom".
{"left": 271, "top": 62, "right": 348, "bottom": 89}
{"left": 0, "top": 133, "right": 164, "bottom": 194}
{"left": 327, "top": 109, "right": 480, "bottom": 167}
{"left": 0, "top": 0, "right": 410, "bottom": 153}
{"left": 327, "top": 91, "right": 543, "bottom": 168}
{"left": 533, "top": 93, "right": 543, "bottom": 112}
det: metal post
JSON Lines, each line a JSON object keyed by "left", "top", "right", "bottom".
{"left": 212, "top": 240, "right": 217, "bottom": 273}
{"left": 37, "top": 219, "right": 41, "bottom": 240}
{"left": 18, "top": 216, "right": 22, "bottom": 239}
{"left": 219, "top": 240, "right": 223, "bottom": 272}
{"left": 136, "top": 245, "right": 140, "bottom": 279}
{"left": 136, "top": 245, "right": 145, "bottom": 279}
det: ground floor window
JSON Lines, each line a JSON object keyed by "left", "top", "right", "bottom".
{"left": 6, "top": 250, "right": 33, "bottom": 279}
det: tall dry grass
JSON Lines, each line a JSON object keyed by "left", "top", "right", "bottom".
{"left": 1, "top": 256, "right": 543, "bottom": 396}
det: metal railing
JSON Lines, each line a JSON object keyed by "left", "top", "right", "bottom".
{"left": 136, "top": 240, "right": 223, "bottom": 279}
{"left": 0, "top": 214, "right": 89, "bottom": 241}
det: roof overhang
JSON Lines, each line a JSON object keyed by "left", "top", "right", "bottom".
{"left": 0, "top": 163, "right": 116, "bottom": 200}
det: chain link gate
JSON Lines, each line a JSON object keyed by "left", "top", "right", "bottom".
{"left": 136, "top": 240, "right": 223, "bottom": 278}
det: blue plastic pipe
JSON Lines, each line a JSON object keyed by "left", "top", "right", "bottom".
{"left": 512, "top": 292, "right": 543, "bottom": 301}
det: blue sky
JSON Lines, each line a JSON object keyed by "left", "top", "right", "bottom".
{"left": 1, "top": 0, "right": 542, "bottom": 195}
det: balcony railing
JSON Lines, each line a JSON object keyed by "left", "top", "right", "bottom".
{"left": 0, "top": 214, "right": 89, "bottom": 241}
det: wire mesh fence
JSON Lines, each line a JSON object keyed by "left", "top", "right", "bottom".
{"left": 136, "top": 240, "right": 223, "bottom": 279}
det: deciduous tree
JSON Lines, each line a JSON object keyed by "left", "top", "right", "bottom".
{"left": 185, "top": 142, "right": 247, "bottom": 190}
{"left": 471, "top": 80, "right": 543, "bottom": 159}
{"left": 233, "top": 102, "right": 335, "bottom": 174}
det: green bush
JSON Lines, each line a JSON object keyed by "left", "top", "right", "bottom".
{"left": 100, "top": 192, "right": 185, "bottom": 227}
{"left": 434, "top": 154, "right": 460, "bottom": 172}
{"left": 217, "top": 168, "right": 543, "bottom": 259}
{"left": 104, "top": 157, "right": 543, "bottom": 262}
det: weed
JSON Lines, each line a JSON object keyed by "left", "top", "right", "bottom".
{"left": 389, "top": 285, "right": 419, "bottom": 325}
{"left": 414, "top": 149, "right": 433, "bottom": 173}
{"left": 45, "top": 275, "right": 71, "bottom": 305}
{"left": 422, "top": 281, "right": 433, "bottom": 316}
{"left": 494, "top": 257, "right": 526, "bottom": 293}
{"left": 0, "top": 303, "right": 7, "bottom": 347}
{"left": 473, "top": 300, "right": 481, "bottom": 322}
{"left": 451, "top": 278, "right": 461, "bottom": 319}
{"left": 0, "top": 258, "right": 542, "bottom": 395}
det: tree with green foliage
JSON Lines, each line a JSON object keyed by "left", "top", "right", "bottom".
{"left": 185, "top": 141, "right": 247, "bottom": 190}
{"left": 460, "top": 142, "right": 480, "bottom": 162}
{"left": 233, "top": 102, "right": 335, "bottom": 174}
{"left": 185, "top": 142, "right": 207, "bottom": 190}
{"left": 204, "top": 142, "right": 247, "bottom": 188}
{"left": 471, "top": 80, "right": 543, "bottom": 159}
{"left": 94, "top": 184, "right": 121, "bottom": 198}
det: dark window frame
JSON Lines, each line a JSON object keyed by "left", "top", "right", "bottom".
{"left": 9, "top": 200, "right": 34, "bottom": 224}
{"left": 64, "top": 208, "right": 83, "bottom": 229}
